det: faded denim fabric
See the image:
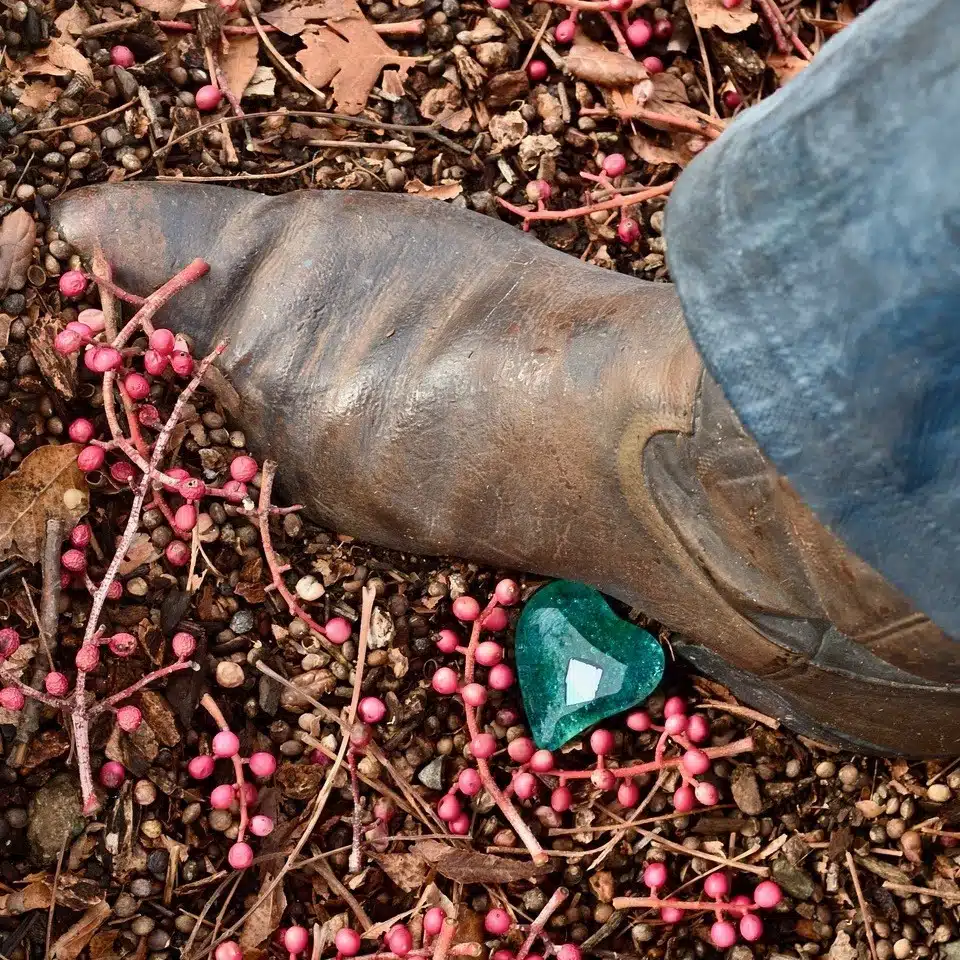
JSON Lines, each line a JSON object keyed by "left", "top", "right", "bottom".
{"left": 665, "top": 0, "right": 960, "bottom": 639}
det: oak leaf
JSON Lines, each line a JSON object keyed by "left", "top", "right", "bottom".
{"left": 564, "top": 31, "right": 648, "bottom": 87}
{"left": 221, "top": 34, "right": 261, "bottom": 100}
{"left": 296, "top": 18, "right": 419, "bottom": 115}
{"left": 0, "top": 444, "right": 88, "bottom": 564}
{"left": 0, "top": 208, "right": 35, "bottom": 297}
{"left": 262, "top": 0, "right": 360, "bottom": 35}
{"left": 687, "top": 0, "right": 758, "bottom": 32}
{"left": 19, "top": 80, "right": 60, "bottom": 110}
{"left": 39, "top": 39, "right": 93, "bottom": 82}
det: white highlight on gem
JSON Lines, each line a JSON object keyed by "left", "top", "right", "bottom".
{"left": 565, "top": 658, "right": 603, "bottom": 705}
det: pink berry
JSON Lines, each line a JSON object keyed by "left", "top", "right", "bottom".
{"left": 68, "top": 418, "right": 95, "bottom": 443}
{"left": 644, "top": 861, "right": 668, "bottom": 889}
{"left": 686, "top": 714, "right": 710, "bottom": 743}
{"left": 617, "top": 218, "right": 640, "bottom": 244}
{"left": 450, "top": 810, "right": 470, "bottom": 832}
{"left": 77, "top": 308, "right": 105, "bottom": 332}
{"left": 324, "top": 617, "right": 352, "bottom": 644}
{"left": 250, "top": 814, "right": 274, "bottom": 837}
{"left": 109, "top": 460, "right": 135, "bottom": 485}
{"left": 213, "top": 730, "right": 240, "bottom": 758}
{"left": 526, "top": 59, "right": 548, "bottom": 82}
{"left": 506, "top": 737, "right": 533, "bottom": 763}
{"left": 494, "top": 579, "right": 520, "bottom": 605}
{"left": 358, "top": 696, "right": 387, "bottom": 723}
{"left": 215, "top": 942, "right": 243, "bottom": 960}
{"left": 551, "top": 786, "right": 572, "bottom": 812}
{"left": 66, "top": 320, "right": 92, "bottom": 337}
{"left": 484, "top": 909, "right": 511, "bottom": 935}
{"left": 106, "top": 581, "right": 123, "bottom": 601}
{"left": 91, "top": 345, "right": 123, "bottom": 372}
{"left": 710, "top": 921, "right": 737, "bottom": 949}
{"left": 626, "top": 18, "right": 652, "bottom": 46}
{"left": 165, "top": 540, "right": 190, "bottom": 566}
{"left": 672, "top": 785, "right": 695, "bottom": 812}
{"left": 739, "top": 913, "right": 764, "bottom": 941}
{"left": 59, "top": 270, "right": 87, "bottom": 298}
{"left": 722, "top": 0, "right": 742, "bottom": 7}
{"left": 228, "top": 841, "right": 254, "bottom": 869}
{"left": 475, "top": 641, "right": 503, "bottom": 666}
{"left": 461, "top": 683, "right": 487, "bottom": 708}
{"left": 487, "top": 0, "right": 509, "bottom": 8}
{"left": 488, "top": 664, "right": 515, "bottom": 690}
{"left": 77, "top": 445, "right": 105, "bottom": 472}
{"left": 45, "top": 672, "right": 69, "bottom": 696}
{"left": 106, "top": 631, "right": 136, "bottom": 658}
{"left": 530, "top": 749, "right": 554, "bottom": 772}
{"left": 188, "top": 755, "right": 216, "bottom": 779}
{"left": 695, "top": 782, "right": 719, "bottom": 806}
{"left": 195, "top": 84, "right": 223, "bottom": 111}
{"left": 753, "top": 880, "right": 782, "bottom": 909}
{"left": 483, "top": 607, "right": 508, "bottom": 632}
{"left": 175, "top": 504, "right": 198, "bottom": 532}
{"left": 732, "top": 895, "right": 752, "bottom": 907}
{"left": 664, "top": 713, "right": 688, "bottom": 735}
{"left": 284, "top": 926, "right": 310, "bottom": 954}
{"left": 99, "top": 760, "right": 125, "bottom": 788}
{"left": 452, "top": 596, "right": 481, "bottom": 622}
{"left": 664, "top": 696, "right": 687, "bottom": 718}
{"left": 557, "top": 945, "right": 581, "bottom": 960}
{"left": 147, "top": 328, "right": 174, "bottom": 354}
{"left": 55, "top": 329, "right": 82, "bottom": 354}
{"left": 642, "top": 55, "right": 664, "bottom": 74}
{"left": 653, "top": 17, "right": 673, "bottom": 39}
{"left": 220, "top": 479, "right": 247, "bottom": 502}
{"left": 436, "top": 629, "right": 459, "bottom": 654}
{"left": 432, "top": 666, "right": 459, "bottom": 695}
{"left": 424, "top": 908, "right": 446, "bottom": 937}
{"left": 61, "top": 548, "right": 86, "bottom": 573}
{"left": 110, "top": 44, "right": 135, "bottom": 67}
{"left": 437, "top": 794, "right": 462, "bottom": 822}
{"left": 75, "top": 644, "right": 99, "bottom": 672}
{"left": 458, "top": 768, "right": 482, "bottom": 796}
{"left": 178, "top": 477, "right": 206, "bottom": 501}
{"left": 617, "top": 780, "right": 639, "bottom": 806}
{"left": 123, "top": 372, "right": 151, "bottom": 400}
{"left": 239, "top": 782, "right": 258, "bottom": 805}
{"left": 608, "top": 0, "right": 629, "bottom": 8}
{"left": 0, "top": 687, "right": 25, "bottom": 711}
{"left": 470, "top": 733, "right": 496, "bottom": 760}
{"left": 335, "top": 929, "right": 361, "bottom": 957}
{"left": 554, "top": 18, "right": 575, "bottom": 43}
{"left": 660, "top": 906, "right": 684, "bottom": 924}
{"left": 602, "top": 153, "right": 627, "bottom": 177}
{"left": 627, "top": 710, "right": 651, "bottom": 731}
{"left": 513, "top": 771, "right": 537, "bottom": 800}
{"left": 723, "top": 89, "right": 743, "bottom": 110}
{"left": 492, "top": 953, "right": 515, "bottom": 960}
{"left": 70, "top": 524, "right": 92, "bottom": 548}
{"left": 704, "top": 872, "right": 729, "bottom": 899}
{"left": 173, "top": 632, "right": 197, "bottom": 658}
{"left": 116, "top": 705, "right": 142, "bottom": 732}
{"left": 171, "top": 351, "right": 195, "bottom": 377}
{"left": 144, "top": 350, "right": 168, "bottom": 376}
{"left": 590, "top": 728, "right": 615, "bottom": 756}
{"left": 138, "top": 404, "right": 160, "bottom": 427}
{"left": 210, "top": 783, "right": 235, "bottom": 809}
{"left": 682, "top": 748, "right": 710, "bottom": 776}
{"left": 0, "top": 628, "right": 19, "bottom": 658}
{"left": 248, "top": 751, "right": 277, "bottom": 778}
{"left": 386, "top": 924, "right": 413, "bottom": 957}
{"left": 230, "top": 456, "right": 258, "bottom": 482}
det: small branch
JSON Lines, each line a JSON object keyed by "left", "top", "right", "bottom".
{"left": 846, "top": 851, "right": 879, "bottom": 960}
{"left": 611, "top": 895, "right": 752, "bottom": 912}
{"left": 581, "top": 105, "right": 724, "bottom": 137}
{"left": 755, "top": 0, "right": 790, "bottom": 53}
{"left": 517, "top": 888, "right": 568, "bottom": 960}
{"left": 497, "top": 182, "right": 673, "bottom": 226}
{"left": 91, "top": 660, "right": 195, "bottom": 714}
{"left": 433, "top": 919, "right": 457, "bottom": 960}
{"left": 201, "top": 694, "right": 250, "bottom": 843}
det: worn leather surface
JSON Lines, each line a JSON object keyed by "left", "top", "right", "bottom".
{"left": 52, "top": 184, "right": 960, "bottom": 755}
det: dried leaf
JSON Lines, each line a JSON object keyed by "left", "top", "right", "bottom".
{"left": 629, "top": 132, "right": 697, "bottom": 168}
{"left": 88, "top": 931, "right": 120, "bottom": 960}
{"left": 42, "top": 39, "right": 93, "bottom": 83}
{"left": 404, "top": 181, "right": 463, "bottom": 201}
{"left": 0, "top": 881, "right": 53, "bottom": 915}
{"left": 54, "top": 3, "right": 91, "bottom": 36}
{"left": 0, "top": 444, "right": 88, "bottom": 564}
{"left": 767, "top": 52, "right": 809, "bottom": 85}
{"left": 262, "top": 0, "right": 361, "bottom": 35}
{"left": 651, "top": 72, "right": 689, "bottom": 103}
{"left": 19, "top": 81, "right": 60, "bottom": 110}
{"left": 411, "top": 841, "right": 551, "bottom": 883}
{"left": 222, "top": 35, "right": 260, "bottom": 100}
{"left": 29, "top": 314, "right": 77, "bottom": 398}
{"left": 0, "top": 208, "right": 36, "bottom": 296}
{"left": 138, "top": 691, "right": 181, "bottom": 746}
{"left": 381, "top": 68, "right": 405, "bottom": 98}
{"left": 373, "top": 852, "right": 429, "bottom": 892}
{"left": 118, "top": 532, "right": 161, "bottom": 575}
{"left": 50, "top": 901, "right": 112, "bottom": 960}
{"left": 241, "top": 871, "right": 287, "bottom": 949}
{"left": 564, "top": 31, "right": 647, "bottom": 88}
{"left": 245, "top": 65, "right": 276, "bottom": 97}
{"left": 131, "top": 0, "right": 184, "bottom": 19}
{"left": 688, "top": 0, "right": 757, "bottom": 32}
{"left": 296, "top": 18, "right": 419, "bottom": 115}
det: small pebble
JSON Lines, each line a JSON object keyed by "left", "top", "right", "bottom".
{"left": 131, "top": 916, "right": 156, "bottom": 936}
{"left": 815, "top": 760, "right": 836, "bottom": 778}
{"left": 893, "top": 939, "right": 911, "bottom": 960}
{"left": 216, "top": 661, "right": 245, "bottom": 688}
{"left": 230, "top": 609, "right": 255, "bottom": 635}
{"left": 927, "top": 783, "right": 951, "bottom": 802}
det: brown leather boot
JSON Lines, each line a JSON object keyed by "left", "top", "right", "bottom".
{"left": 51, "top": 183, "right": 960, "bottom": 756}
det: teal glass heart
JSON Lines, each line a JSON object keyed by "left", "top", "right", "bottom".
{"left": 515, "top": 581, "right": 665, "bottom": 751}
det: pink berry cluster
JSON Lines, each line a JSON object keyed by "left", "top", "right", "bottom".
{"left": 483, "top": 897, "right": 582, "bottom": 960}
{"left": 551, "top": 5, "right": 671, "bottom": 74}
{"left": 637, "top": 865, "right": 782, "bottom": 947}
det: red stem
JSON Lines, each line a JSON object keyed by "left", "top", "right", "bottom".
{"left": 612, "top": 895, "right": 752, "bottom": 912}
{"left": 497, "top": 182, "right": 674, "bottom": 225}
{"left": 201, "top": 694, "right": 250, "bottom": 843}
{"left": 517, "top": 887, "right": 568, "bottom": 960}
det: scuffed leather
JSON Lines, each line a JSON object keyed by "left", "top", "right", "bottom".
{"left": 51, "top": 184, "right": 960, "bottom": 755}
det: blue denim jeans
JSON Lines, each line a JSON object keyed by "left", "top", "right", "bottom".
{"left": 665, "top": 0, "right": 960, "bottom": 638}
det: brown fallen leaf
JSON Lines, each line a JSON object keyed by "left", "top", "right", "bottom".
{"left": 0, "top": 444, "right": 88, "bottom": 564}
{"left": 88, "top": 931, "right": 120, "bottom": 960}
{"left": 0, "top": 881, "right": 53, "bottom": 915}
{"left": 41, "top": 39, "right": 93, "bottom": 83}
{"left": 687, "top": 0, "right": 757, "bottom": 32}
{"left": 50, "top": 901, "right": 112, "bottom": 960}
{"left": 54, "top": 3, "right": 90, "bottom": 36}
{"left": 564, "top": 31, "right": 648, "bottom": 87}
{"left": 19, "top": 80, "right": 60, "bottom": 110}
{"left": 629, "top": 132, "right": 698, "bottom": 168}
{"left": 296, "top": 18, "right": 418, "bottom": 115}
{"left": 0, "top": 208, "right": 36, "bottom": 297}
{"left": 372, "top": 851, "right": 430, "bottom": 892}
{"left": 767, "top": 52, "right": 809, "bottom": 85}
{"left": 118, "top": 532, "right": 161, "bottom": 575}
{"left": 131, "top": 0, "right": 184, "bottom": 19}
{"left": 29, "top": 314, "right": 77, "bottom": 399}
{"left": 138, "top": 691, "right": 182, "bottom": 746}
{"left": 261, "top": 0, "right": 361, "bottom": 34}
{"left": 404, "top": 180, "right": 464, "bottom": 201}
{"left": 651, "top": 72, "right": 689, "bottom": 104}
{"left": 222, "top": 35, "right": 261, "bottom": 100}
{"left": 411, "top": 841, "right": 551, "bottom": 883}
{"left": 241, "top": 871, "right": 287, "bottom": 949}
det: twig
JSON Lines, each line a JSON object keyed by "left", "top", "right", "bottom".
{"left": 18, "top": 100, "right": 138, "bottom": 135}
{"left": 497, "top": 182, "right": 673, "bottom": 225}
{"left": 636, "top": 829, "right": 768, "bottom": 876}
{"left": 517, "top": 888, "right": 568, "bottom": 960}
{"left": 880, "top": 882, "right": 960, "bottom": 902}
{"left": 433, "top": 919, "right": 457, "bottom": 960}
{"left": 684, "top": 0, "right": 717, "bottom": 117}
{"left": 348, "top": 585, "right": 376, "bottom": 874}
{"left": 755, "top": 0, "right": 790, "bottom": 53}
{"left": 846, "top": 851, "right": 879, "bottom": 960}
{"left": 581, "top": 105, "right": 724, "bottom": 137}
{"left": 315, "top": 859, "right": 373, "bottom": 931}
{"left": 521, "top": 11, "right": 552, "bottom": 70}
{"left": 156, "top": 155, "right": 326, "bottom": 183}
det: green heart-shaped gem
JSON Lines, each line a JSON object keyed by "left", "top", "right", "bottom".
{"left": 515, "top": 580, "right": 665, "bottom": 751}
